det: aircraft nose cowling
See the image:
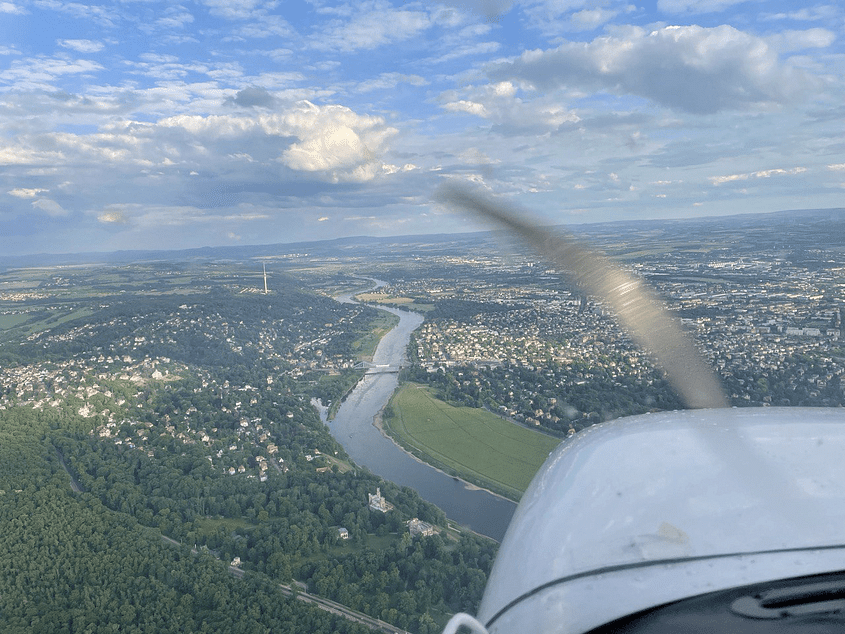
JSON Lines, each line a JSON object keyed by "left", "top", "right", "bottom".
{"left": 477, "top": 407, "right": 845, "bottom": 634}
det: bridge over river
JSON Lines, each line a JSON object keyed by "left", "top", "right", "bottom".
{"left": 354, "top": 361, "right": 403, "bottom": 374}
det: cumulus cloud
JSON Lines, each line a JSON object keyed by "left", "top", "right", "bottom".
{"left": 0, "top": 146, "right": 65, "bottom": 165}
{"left": 8, "top": 188, "right": 47, "bottom": 198}
{"left": 490, "top": 25, "right": 820, "bottom": 114}
{"left": 444, "top": 100, "right": 489, "bottom": 117}
{"left": 97, "top": 210, "right": 129, "bottom": 224}
{"left": 442, "top": 80, "right": 579, "bottom": 132}
{"left": 154, "top": 101, "right": 396, "bottom": 183}
{"left": 279, "top": 102, "right": 397, "bottom": 182}
{"left": 225, "top": 86, "right": 275, "bottom": 108}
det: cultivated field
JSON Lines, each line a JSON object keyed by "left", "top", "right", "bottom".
{"left": 384, "top": 383, "right": 561, "bottom": 500}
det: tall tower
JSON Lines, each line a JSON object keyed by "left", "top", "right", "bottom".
{"left": 263, "top": 263, "right": 269, "bottom": 294}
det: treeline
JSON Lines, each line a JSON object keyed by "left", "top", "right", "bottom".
{"left": 402, "top": 360, "right": 682, "bottom": 432}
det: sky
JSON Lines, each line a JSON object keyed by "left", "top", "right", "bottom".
{"left": 0, "top": 0, "right": 843, "bottom": 256}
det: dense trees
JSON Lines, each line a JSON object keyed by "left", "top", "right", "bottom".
{"left": 0, "top": 409, "right": 373, "bottom": 634}
{"left": 403, "top": 359, "right": 682, "bottom": 432}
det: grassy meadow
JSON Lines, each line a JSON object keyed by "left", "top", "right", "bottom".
{"left": 384, "top": 383, "right": 561, "bottom": 500}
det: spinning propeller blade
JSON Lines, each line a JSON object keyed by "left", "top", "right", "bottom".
{"left": 437, "top": 182, "right": 728, "bottom": 410}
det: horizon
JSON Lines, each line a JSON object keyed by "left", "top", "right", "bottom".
{"left": 2, "top": 0, "right": 843, "bottom": 257}
{"left": 4, "top": 203, "right": 843, "bottom": 267}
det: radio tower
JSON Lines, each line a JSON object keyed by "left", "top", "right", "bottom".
{"left": 263, "top": 263, "right": 269, "bottom": 294}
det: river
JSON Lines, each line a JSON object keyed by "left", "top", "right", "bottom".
{"left": 323, "top": 284, "right": 516, "bottom": 542}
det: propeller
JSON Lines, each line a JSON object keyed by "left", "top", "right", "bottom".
{"left": 436, "top": 182, "right": 728, "bottom": 410}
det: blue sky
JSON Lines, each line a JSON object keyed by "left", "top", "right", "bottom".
{"left": 1, "top": 0, "right": 843, "bottom": 255}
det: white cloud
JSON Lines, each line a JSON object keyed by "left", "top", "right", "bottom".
{"left": 427, "top": 40, "right": 500, "bottom": 64}
{"left": 437, "top": 0, "right": 513, "bottom": 22}
{"left": 33, "top": 0, "right": 119, "bottom": 26}
{"left": 57, "top": 39, "right": 105, "bottom": 53}
{"left": 763, "top": 5, "right": 841, "bottom": 22}
{"left": 154, "top": 6, "right": 195, "bottom": 29}
{"left": 279, "top": 102, "right": 397, "bottom": 182}
{"left": 444, "top": 100, "right": 489, "bottom": 117}
{"left": 0, "top": 146, "right": 65, "bottom": 165}
{"left": 310, "top": 3, "right": 431, "bottom": 52}
{"left": 154, "top": 101, "right": 396, "bottom": 182}
{"left": 357, "top": 73, "right": 428, "bottom": 93}
{"left": 571, "top": 8, "right": 617, "bottom": 30}
{"left": 0, "top": 56, "right": 104, "bottom": 89}
{"left": 97, "top": 211, "right": 129, "bottom": 224}
{"left": 490, "top": 25, "right": 819, "bottom": 114}
{"left": 235, "top": 15, "right": 293, "bottom": 38}
{"left": 197, "top": 0, "right": 269, "bottom": 20}
{"left": 442, "top": 81, "right": 579, "bottom": 132}
{"left": 709, "top": 166, "right": 807, "bottom": 185}
{"left": 657, "top": 0, "right": 748, "bottom": 13}
{"left": 0, "top": 2, "right": 26, "bottom": 14}
{"left": 8, "top": 188, "right": 47, "bottom": 198}
{"left": 32, "top": 198, "right": 66, "bottom": 216}
{"left": 767, "top": 28, "right": 836, "bottom": 53}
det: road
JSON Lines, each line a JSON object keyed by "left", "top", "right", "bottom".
{"left": 161, "top": 535, "right": 409, "bottom": 634}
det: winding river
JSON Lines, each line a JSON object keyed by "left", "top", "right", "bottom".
{"left": 324, "top": 285, "right": 516, "bottom": 542}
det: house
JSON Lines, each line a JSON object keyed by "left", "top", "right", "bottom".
{"left": 368, "top": 487, "right": 394, "bottom": 513}
{"left": 338, "top": 527, "right": 349, "bottom": 540}
{"left": 408, "top": 518, "right": 436, "bottom": 538}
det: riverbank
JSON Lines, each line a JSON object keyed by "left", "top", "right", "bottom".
{"left": 371, "top": 406, "right": 515, "bottom": 502}
{"left": 324, "top": 282, "right": 516, "bottom": 541}
{"left": 373, "top": 384, "right": 557, "bottom": 502}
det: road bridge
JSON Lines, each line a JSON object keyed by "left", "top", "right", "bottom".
{"left": 354, "top": 361, "right": 403, "bottom": 375}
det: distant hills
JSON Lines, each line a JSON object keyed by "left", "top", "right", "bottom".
{"left": 3, "top": 207, "right": 843, "bottom": 270}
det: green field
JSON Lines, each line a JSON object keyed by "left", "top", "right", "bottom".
{"left": 384, "top": 384, "right": 561, "bottom": 500}
{"left": 350, "top": 310, "right": 399, "bottom": 361}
